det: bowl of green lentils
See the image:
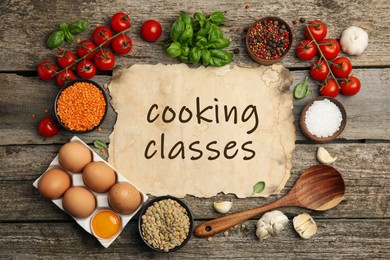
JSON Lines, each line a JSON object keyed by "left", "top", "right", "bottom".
{"left": 138, "top": 196, "right": 194, "bottom": 252}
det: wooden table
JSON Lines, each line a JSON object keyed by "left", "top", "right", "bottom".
{"left": 1, "top": 0, "right": 389, "bottom": 258}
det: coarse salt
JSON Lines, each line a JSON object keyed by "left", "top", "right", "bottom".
{"left": 304, "top": 99, "right": 343, "bottom": 138}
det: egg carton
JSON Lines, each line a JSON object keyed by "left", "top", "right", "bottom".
{"left": 33, "top": 136, "right": 148, "bottom": 248}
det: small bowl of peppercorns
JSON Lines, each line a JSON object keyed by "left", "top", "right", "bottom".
{"left": 246, "top": 16, "right": 293, "bottom": 65}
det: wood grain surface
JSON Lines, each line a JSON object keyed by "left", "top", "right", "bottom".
{"left": 0, "top": 0, "right": 389, "bottom": 259}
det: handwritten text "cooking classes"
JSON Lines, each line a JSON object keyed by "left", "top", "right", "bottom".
{"left": 144, "top": 97, "right": 259, "bottom": 161}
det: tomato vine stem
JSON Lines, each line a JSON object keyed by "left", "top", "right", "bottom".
{"left": 305, "top": 24, "right": 341, "bottom": 89}
{"left": 51, "top": 27, "right": 132, "bottom": 77}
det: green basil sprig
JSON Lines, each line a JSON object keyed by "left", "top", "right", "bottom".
{"left": 47, "top": 20, "right": 88, "bottom": 49}
{"left": 164, "top": 11, "right": 233, "bottom": 67}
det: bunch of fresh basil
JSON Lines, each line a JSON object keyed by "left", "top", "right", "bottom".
{"left": 47, "top": 20, "right": 88, "bottom": 49}
{"left": 165, "top": 11, "right": 233, "bottom": 67}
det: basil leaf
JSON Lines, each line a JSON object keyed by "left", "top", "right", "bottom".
{"left": 253, "top": 181, "right": 266, "bottom": 194}
{"left": 201, "top": 49, "right": 211, "bottom": 66}
{"left": 208, "top": 23, "right": 223, "bottom": 42}
{"left": 63, "top": 27, "right": 74, "bottom": 43}
{"left": 209, "top": 49, "right": 233, "bottom": 67}
{"left": 180, "top": 12, "right": 192, "bottom": 25}
{"left": 47, "top": 30, "right": 65, "bottom": 49}
{"left": 166, "top": 42, "right": 182, "bottom": 57}
{"left": 293, "top": 76, "right": 309, "bottom": 100}
{"left": 195, "top": 35, "right": 207, "bottom": 47}
{"left": 209, "top": 11, "right": 225, "bottom": 25}
{"left": 59, "top": 21, "right": 68, "bottom": 31}
{"left": 69, "top": 20, "right": 88, "bottom": 34}
{"left": 179, "top": 54, "right": 189, "bottom": 63}
{"left": 189, "top": 47, "right": 202, "bottom": 64}
{"left": 197, "top": 20, "right": 211, "bottom": 37}
{"left": 94, "top": 139, "right": 108, "bottom": 150}
{"left": 194, "top": 12, "right": 206, "bottom": 27}
{"left": 206, "top": 37, "right": 230, "bottom": 49}
{"left": 170, "top": 19, "right": 185, "bottom": 42}
{"left": 179, "top": 23, "right": 194, "bottom": 45}
{"left": 181, "top": 44, "right": 190, "bottom": 56}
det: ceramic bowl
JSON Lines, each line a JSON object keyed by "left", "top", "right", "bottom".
{"left": 300, "top": 96, "right": 347, "bottom": 143}
{"left": 138, "top": 196, "right": 194, "bottom": 253}
{"left": 54, "top": 79, "right": 108, "bottom": 134}
{"left": 246, "top": 16, "right": 293, "bottom": 65}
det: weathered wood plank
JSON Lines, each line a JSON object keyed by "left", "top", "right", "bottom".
{"left": 0, "top": 220, "right": 389, "bottom": 259}
{"left": 1, "top": 143, "right": 388, "bottom": 220}
{"left": 0, "top": 0, "right": 389, "bottom": 70}
{"left": 0, "top": 68, "right": 389, "bottom": 145}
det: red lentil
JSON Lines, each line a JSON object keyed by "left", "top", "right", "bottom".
{"left": 56, "top": 82, "right": 106, "bottom": 131}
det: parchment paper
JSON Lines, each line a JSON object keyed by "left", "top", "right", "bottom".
{"left": 108, "top": 64, "right": 295, "bottom": 198}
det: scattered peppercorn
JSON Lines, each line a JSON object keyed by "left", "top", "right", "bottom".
{"left": 293, "top": 20, "right": 297, "bottom": 25}
{"left": 300, "top": 17, "right": 306, "bottom": 23}
{"left": 233, "top": 48, "right": 240, "bottom": 54}
{"left": 97, "top": 127, "right": 102, "bottom": 132}
{"left": 245, "top": 5, "right": 250, "bottom": 10}
{"left": 31, "top": 114, "right": 36, "bottom": 118}
{"left": 247, "top": 18, "right": 291, "bottom": 60}
{"left": 44, "top": 109, "right": 49, "bottom": 113}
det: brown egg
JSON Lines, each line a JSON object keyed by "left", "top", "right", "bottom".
{"left": 62, "top": 186, "right": 96, "bottom": 218}
{"left": 38, "top": 168, "right": 71, "bottom": 199}
{"left": 59, "top": 141, "right": 92, "bottom": 172}
{"left": 108, "top": 182, "right": 142, "bottom": 214}
{"left": 83, "top": 162, "right": 116, "bottom": 193}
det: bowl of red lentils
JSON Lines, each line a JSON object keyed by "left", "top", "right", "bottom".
{"left": 54, "top": 79, "right": 108, "bottom": 133}
{"left": 246, "top": 16, "right": 293, "bottom": 65}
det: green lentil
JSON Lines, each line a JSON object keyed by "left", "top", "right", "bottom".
{"left": 141, "top": 199, "right": 190, "bottom": 252}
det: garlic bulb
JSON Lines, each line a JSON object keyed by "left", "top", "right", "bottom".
{"left": 293, "top": 213, "right": 317, "bottom": 239}
{"left": 255, "top": 210, "right": 288, "bottom": 241}
{"left": 340, "top": 26, "right": 368, "bottom": 56}
{"left": 317, "top": 147, "right": 337, "bottom": 165}
{"left": 213, "top": 201, "right": 233, "bottom": 214}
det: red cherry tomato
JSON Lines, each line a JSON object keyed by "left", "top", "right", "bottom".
{"left": 295, "top": 40, "right": 317, "bottom": 60}
{"left": 38, "top": 117, "right": 59, "bottom": 137}
{"left": 110, "top": 12, "right": 131, "bottom": 33}
{"left": 76, "top": 60, "right": 96, "bottom": 79}
{"left": 310, "top": 60, "right": 330, "bottom": 81}
{"left": 56, "top": 70, "right": 75, "bottom": 87}
{"left": 340, "top": 76, "right": 361, "bottom": 96}
{"left": 331, "top": 57, "right": 352, "bottom": 79}
{"left": 56, "top": 51, "right": 77, "bottom": 69}
{"left": 304, "top": 20, "right": 327, "bottom": 42}
{"left": 320, "top": 78, "right": 340, "bottom": 98}
{"left": 37, "top": 61, "right": 57, "bottom": 81}
{"left": 319, "top": 39, "right": 340, "bottom": 60}
{"left": 141, "top": 19, "right": 162, "bottom": 42}
{"left": 92, "top": 26, "right": 113, "bottom": 47}
{"left": 77, "top": 40, "right": 96, "bottom": 60}
{"left": 111, "top": 34, "right": 132, "bottom": 55}
{"left": 94, "top": 49, "right": 115, "bottom": 71}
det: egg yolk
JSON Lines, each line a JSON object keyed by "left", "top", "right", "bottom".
{"left": 91, "top": 210, "right": 121, "bottom": 239}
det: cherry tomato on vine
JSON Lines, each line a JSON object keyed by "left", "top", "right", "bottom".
{"left": 111, "top": 34, "right": 132, "bottom": 55}
{"left": 94, "top": 49, "right": 115, "bottom": 71}
{"left": 56, "top": 51, "right": 77, "bottom": 69}
{"left": 76, "top": 60, "right": 96, "bottom": 79}
{"left": 38, "top": 117, "right": 59, "bottom": 138}
{"left": 295, "top": 40, "right": 317, "bottom": 60}
{"left": 320, "top": 78, "right": 340, "bottom": 98}
{"left": 340, "top": 76, "right": 361, "bottom": 96}
{"left": 331, "top": 57, "right": 352, "bottom": 78}
{"left": 37, "top": 61, "right": 57, "bottom": 81}
{"left": 92, "top": 26, "right": 113, "bottom": 47}
{"left": 319, "top": 39, "right": 340, "bottom": 60}
{"left": 77, "top": 40, "right": 96, "bottom": 60}
{"left": 110, "top": 12, "right": 131, "bottom": 33}
{"left": 310, "top": 60, "right": 329, "bottom": 81}
{"left": 304, "top": 20, "right": 327, "bottom": 42}
{"left": 141, "top": 19, "right": 162, "bottom": 42}
{"left": 56, "top": 70, "right": 75, "bottom": 87}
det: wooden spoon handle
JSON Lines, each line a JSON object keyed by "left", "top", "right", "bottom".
{"left": 194, "top": 199, "right": 287, "bottom": 237}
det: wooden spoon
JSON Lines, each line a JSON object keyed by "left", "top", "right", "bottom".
{"left": 194, "top": 165, "right": 345, "bottom": 237}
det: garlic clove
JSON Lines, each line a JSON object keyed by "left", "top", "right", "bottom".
{"left": 213, "top": 201, "right": 233, "bottom": 214}
{"left": 317, "top": 147, "right": 337, "bottom": 165}
{"left": 293, "top": 213, "right": 317, "bottom": 239}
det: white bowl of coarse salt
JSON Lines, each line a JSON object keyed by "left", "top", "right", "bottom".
{"left": 300, "top": 97, "right": 347, "bottom": 143}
